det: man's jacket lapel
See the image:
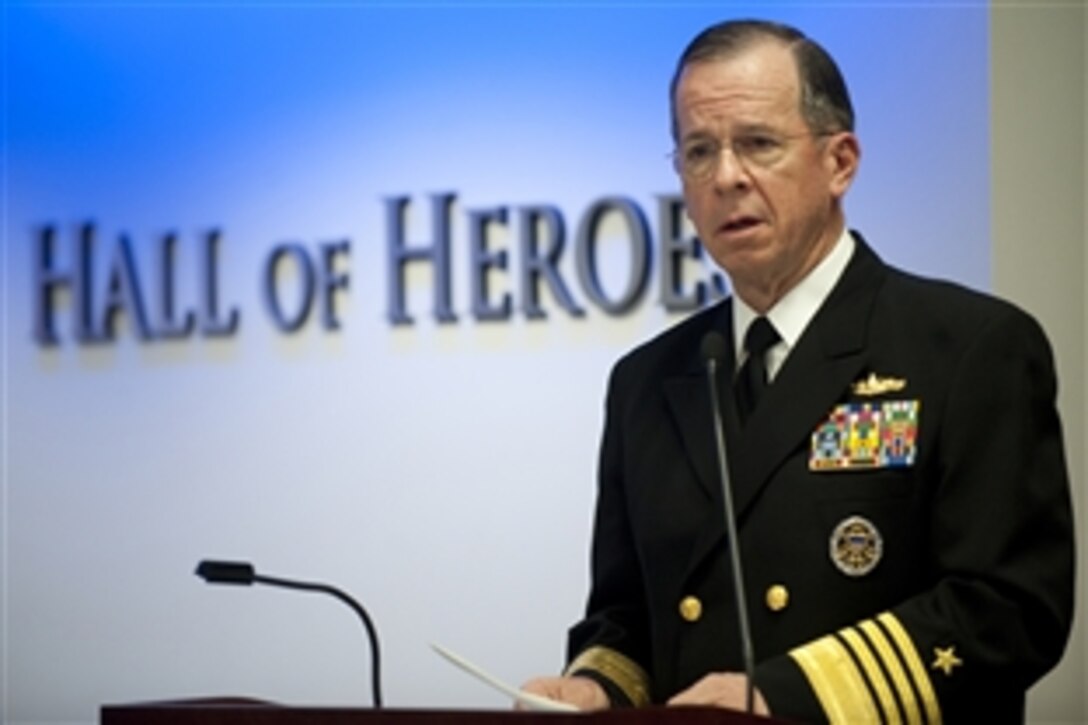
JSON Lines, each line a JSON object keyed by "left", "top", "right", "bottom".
{"left": 676, "top": 236, "right": 888, "bottom": 580}
{"left": 662, "top": 299, "right": 735, "bottom": 507}
{"left": 733, "top": 238, "right": 886, "bottom": 516}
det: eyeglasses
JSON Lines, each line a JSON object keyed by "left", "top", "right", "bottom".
{"left": 670, "top": 130, "right": 830, "bottom": 182}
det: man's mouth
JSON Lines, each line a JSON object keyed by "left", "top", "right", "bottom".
{"left": 720, "top": 216, "right": 761, "bottom": 233}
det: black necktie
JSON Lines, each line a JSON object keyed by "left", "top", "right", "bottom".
{"left": 735, "top": 317, "right": 780, "bottom": 425}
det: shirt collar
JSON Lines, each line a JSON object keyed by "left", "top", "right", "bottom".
{"left": 733, "top": 228, "right": 855, "bottom": 374}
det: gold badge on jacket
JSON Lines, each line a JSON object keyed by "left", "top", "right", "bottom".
{"left": 851, "top": 372, "right": 907, "bottom": 397}
{"left": 830, "top": 515, "right": 883, "bottom": 576}
{"left": 810, "top": 399, "right": 920, "bottom": 471}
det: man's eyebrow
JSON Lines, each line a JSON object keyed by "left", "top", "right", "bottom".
{"left": 680, "top": 122, "right": 783, "bottom": 144}
{"left": 679, "top": 129, "right": 718, "bottom": 144}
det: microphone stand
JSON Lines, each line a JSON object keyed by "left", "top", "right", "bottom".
{"left": 702, "top": 334, "right": 756, "bottom": 713}
{"left": 195, "top": 560, "right": 383, "bottom": 708}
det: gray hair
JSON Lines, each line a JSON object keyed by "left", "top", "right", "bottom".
{"left": 669, "top": 19, "right": 855, "bottom": 140}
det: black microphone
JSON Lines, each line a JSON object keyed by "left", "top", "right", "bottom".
{"left": 700, "top": 332, "right": 756, "bottom": 713}
{"left": 195, "top": 559, "right": 383, "bottom": 708}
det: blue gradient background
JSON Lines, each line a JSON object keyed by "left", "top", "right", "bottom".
{"left": 3, "top": 4, "right": 988, "bottom": 722}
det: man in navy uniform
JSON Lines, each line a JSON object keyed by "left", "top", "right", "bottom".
{"left": 523, "top": 19, "right": 1075, "bottom": 723}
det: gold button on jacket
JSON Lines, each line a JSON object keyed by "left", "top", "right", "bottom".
{"left": 766, "top": 584, "right": 789, "bottom": 612}
{"left": 679, "top": 596, "right": 702, "bottom": 622}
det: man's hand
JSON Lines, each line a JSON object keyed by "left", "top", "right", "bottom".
{"left": 519, "top": 675, "right": 610, "bottom": 711}
{"left": 667, "top": 672, "right": 770, "bottom": 715}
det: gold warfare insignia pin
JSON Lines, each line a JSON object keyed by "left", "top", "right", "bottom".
{"left": 830, "top": 515, "right": 883, "bottom": 577}
{"left": 852, "top": 372, "right": 907, "bottom": 396}
{"left": 810, "top": 400, "right": 920, "bottom": 471}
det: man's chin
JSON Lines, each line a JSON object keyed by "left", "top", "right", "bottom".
{"left": 710, "top": 248, "right": 774, "bottom": 283}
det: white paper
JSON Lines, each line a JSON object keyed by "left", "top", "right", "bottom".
{"left": 430, "top": 642, "right": 580, "bottom": 713}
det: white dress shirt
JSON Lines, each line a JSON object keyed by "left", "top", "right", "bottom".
{"left": 732, "top": 228, "right": 855, "bottom": 382}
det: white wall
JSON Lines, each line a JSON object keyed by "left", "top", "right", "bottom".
{"left": 991, "top": 3, "right": 1086, "bottom": 724}
{"left": 2, "top": 3, "right": 1084, "bottom": 724}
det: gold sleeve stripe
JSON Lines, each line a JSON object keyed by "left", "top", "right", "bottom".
{"left": 877, "top": 612, "right": 942, "bottom": 725}
{"left": 790, "top": 635, "right": 881, "bottom": 724}
{"left": 565, "top": 645, "right": 651, "bottom": 707}
{"left": 859, "top": 620, "right": 923, "bottom": 725}
{"left": 839, "top": 627, "right": 902, "bottom": 725}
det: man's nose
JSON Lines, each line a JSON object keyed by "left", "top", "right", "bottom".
{"left": 712, "top": 145, "right": 752, "bottom": 190}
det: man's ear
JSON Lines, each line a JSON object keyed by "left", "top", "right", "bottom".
{"left": 826, "top": 132, "right": 861, "bottom": 198}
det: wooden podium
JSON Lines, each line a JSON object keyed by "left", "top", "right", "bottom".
{"left": 101, "top": 698, "right": 784, "bottom": 724}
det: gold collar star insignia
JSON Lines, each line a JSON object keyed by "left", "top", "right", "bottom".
{"left": 852, "top": 372, "right": 907, "bottom": 397}
{"left": 932, "top": 646, "right": 963, "bottom": 676}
